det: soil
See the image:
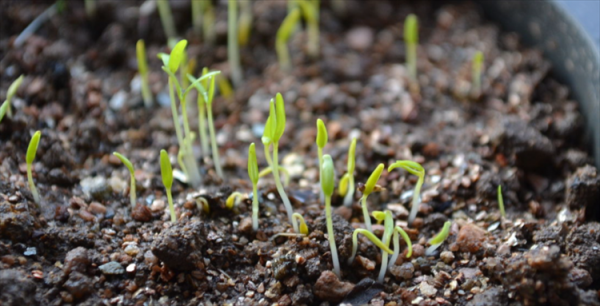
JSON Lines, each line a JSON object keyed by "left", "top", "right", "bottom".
{"left": 1, "top": 1, "right": 599, "bottom": 305}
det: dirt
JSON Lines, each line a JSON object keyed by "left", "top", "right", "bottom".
{"left": 1, "top": 0, "right": 599, "bottom": 305}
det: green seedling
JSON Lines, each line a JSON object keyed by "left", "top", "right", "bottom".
{"left": 389, "top": 226, "right": 413, "bottom": 268}
{"left": 26, "top": 131, "right": 42, "bottom": 205}
{"left": 228, "top": 0, "right": 243, "bottom": 87}
{"left": 2, "top": 75, "right": 24, "bottom": 119}
{"left": 226, "top": 192, "right": 244, "bottom": 209}
{"left": 360, "top": 164, "right": 384, "bottom": 232}
{"left": 196, "top": 67, "right": 210, "bottom": 155}
{"left": 276, "top": 7, "right": 301, "bottom": 71}
{"left": 295, "top": 0, "right": 319, "bottom": 57}
{"left": 160, "top": 149, "right": 176, "bottom": 222}
{"left": 425, "top": 221, "right": 451, "bottom": 256}
{"left": 322, "top": 154, "right": 341, "bottom": 277}
{"left": 113, "top": 152, "right": 137, "bottom": 208}
{"left": 471, "top": 50, "right": 484, "bottom": 96}
{"left": 498, "top": 185, "right": 506, "bottom": 218}
{"left": 316, "top": 118, "right": 327, "bottom": 201}
{"left": 203, "top": 1, "right": 216, "bottom": 45}
{"left": 258, "top": 166, "right": 290, "bottom": 187}
{"left": 85, "top": 0, "right": 96, "bottom": 18}
{"left": 136, "top": 40, "right": 153, "bottom": 108}
{"left": 348, "top": 228, "right": 393, "bottom": 264}
{"left": 157, "top": 0, "right": 177, "bottom": 45}
{"left": 194, "top": 196, "right": 210, "bottom": 214}
{"left": 292, "top": 212, "right": 309, "bottom": 235}
{"left": 262, "top": 93, "right": 297, "bottom": 232}
{"left": 238, "top": 0, "right": 252, "bottom": 46}
{"left": 341, "top": 137, "right": 357, "bottom": 206}
{"left": 372, "top": 210, "right": 394, "bottom": 282}
{"left": 217, "top": 74, "right": 234, "bottom": 100}
{"left": 191, "top": 0, "right": 203, "bottom": 35}
{"left": 388, "top": 160, "right": 425, "bottom": 226}
{"left": 248, "top": 143, "right": 260, "bottom": 230}
{"left": 404, "top": 14, "right": 418, "bottom": 81}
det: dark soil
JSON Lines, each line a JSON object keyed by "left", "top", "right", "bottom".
{"left": 1, "top": 1, "right": 598, "bottom": 305}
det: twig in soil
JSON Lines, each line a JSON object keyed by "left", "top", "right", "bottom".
{"left": 497, "top": 185, "right": 506, "bottom": 218}
{"left": 292, "top": 213, "right": 309, "bottom": 235}
{"left": 359, "top": 164, "right": 385, "bottom": 232}
{"left": 372, "top": 210, "right": 394, "bottom": 282}
{"left": 248, "top": 143, "right": 260, "bottom": 231}
{"left": 157, "top": 0, "right": 177, "bottom": 45}
{"left": 404, "top": 14, "right": 418, "bottom": 81}
{"left": 276, "top": 7, "right": 301, "bottom": 72}
{"left": 388, "top": 160, "right": 425, "bottom": 226}
{"left": 341, "top": 137, "right": 357, "bottom": 206}
{"left": 14, "top": 4, "right": 57, "bottom": 48}
{"left": 316, "top": 118, "right": 328, "bottom": 202}
{"left": 425, "top": 221, "right": 452, "bottom": 256}
{"left": 228, "top": 0, "right": 243, "bottom": 87}
{"left": 322, "top": 154, "right": 341, "bottom": 277}
{"left": 471, "top": 50, "right": 484, "bottom": 97}
{"left": 136, "top": 40, "right": 154, "bottom": 108}
{"left": 160, "top": 149, "right": 176, "bottom": 222}
{"left": 113, "top": 152, "right": 137, "bottom": 208}
{"left": 1, "top": 75, "right": 24, "bottom": 119}
{"left": 26, "top": 131, "right": 42, "bottom": 206}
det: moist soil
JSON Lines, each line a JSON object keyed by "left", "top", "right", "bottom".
{"left": 1, "top": 1, "right": 599, "bottom": 305}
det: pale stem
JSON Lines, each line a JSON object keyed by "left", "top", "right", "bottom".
{"left": 168, "top": 78, "right": 183, "bottom": 147}
{"left": 206, "top": 103, "right": 223, "bottom": 178}
{"left": 361, "top": 195, "right": 372, "bottom": 232}
{"left": 325, "top": 196, "right": 341, "bottom": 277}
{"left": 197, "top": 95, "right": 209, "bottom": 155}
{"left": 166, "top": 189, "right": 176, "bottom": 222}
{"left": 272, "top": 145, "right": 297, "bottom": 232}
{"left": 389, "top": 231, "right": 400, "bottom": 270}
{"left": 276, "top": 39, "right": 291, "bottom": 72}
{"left": 318, "top": 147, "right": 324, "bottom": 202}
{"left": 228, "top": 0, "right": 242, "bottom": 87}
{"left": 141, "top": 72, "right": 153, "bottom": 108}
{"left": 407, "top": 43, "right": 417, "bottom": 81}
{"left": 252, "top": 184, "right": 259, "bottom": 231}
{"left": 343, "top": 175, "right": 355, "bottom": 206}
{"left": 377, "top": 249, "right": 389, "bottom": 283}
{"left": 157, "top": 0, "right": 177, "bottom": 43}
{"left": 408, "top": 177, "right": 423, "bottom": 225}
{"left": 27, "top": 164, "right": 40, "bottom": 205}
{"left": 191, "top": 0, "right": 203, "bottom": 35}
{"left": 129, "top": 175, "right": 136, "bottom": 208}
{"left": 307, "top": 16, "right": 319, "bottom": 58}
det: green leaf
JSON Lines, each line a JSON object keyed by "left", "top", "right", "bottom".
{"left": 338, "top": 173, "right": 349, "bottom": 196}
{"left": 277, "top": 8, "right": 301, "bottom": 43}
{"left": 347, "top": 137, "right": 357, "bottom": 173}
{"left": 363, "top": 163, "right": 384, "bottom": 195}
{"left": 274, "top": 93, "right": 286, "bottom": 143}
{"left": 404, "top": 14, "right": 418, "bottom": 45}
{"left": 160, "top": 149, "right": 173, "bottom": 190}
{"left": 207, "top": 75, "right": 216, "bottom": 105}
{"left": 26, "top": 131, "right": 41, "bottom": 165}
{"left": 0, "top": 101, "right": 8, "bottom": 123}
{"left": 388, "top": 160, "right": 424, "bottom": 178}
{"left": 372, "top": 210, "right": 386, "bottom": 222}
{"left": 248, "top": 143, "right": 259, "bottom": 184}
{"left": 262, "top": 101, "right": 277, "bottom": 145}
{"left": 321, "top": 154, "right": 335, "bottom": 197}
{"left": 316, "top": 118, "right": 327, "bottom": 149}
{"left": 113, "top": 152, "right": 135, "bottom": 176}
{"left": 158, "top": 53, "right": 170, "bottom": 67}
{"left": 168, "top": 40, "right": 188, "bottom": 74}
{"left": 7, "top": 75, "right": 24, "bottom": 101}
{"left": 429, "top": 221, "right": 451, "bottom": 245}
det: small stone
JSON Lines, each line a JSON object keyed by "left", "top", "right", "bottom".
{"left": 265, "top": 282, "right": 283, "bottom": 299}
{"left": 126, "top": 264, "right": 136, "bottom": 273}
{"left": 109, "top": 90, "right": 128, "bottom": 110}
{"left": 346, "top": 27, "right": 374, "bottom": 51}
{"left": 455, "top": 223, "right": 486, "bottom": 253}
{"left": 334, "top": 205, "right": 352, "bottom": 221}
{"left": 313, "top": 271, "right": 355, "bottom": 303}
{"left": 63, "top": 271, "right": 93, "bottom": 300}
{"left": 131, "top": 204, "right": 152, "bottom": 222}
{"left": 64, "top": 247, "right": 90, "bottom": 275}
{"left": 88, "top": 202, "right": 106, "bottom": 215}
{"left": 109, "top": 176, "right": 127, "bottom": 194}
{"left": 566, "top": 165, "right": 600, "bottom": 213}
{"left": 151, "top": 199, "right": 166, "bottom": 212}
{"left": 80, "top": 176, "right": 112, "bottom": 201}
{"left": 124, "top": 244, "right": 140, "bottom": 256}
{"left": 24, "top": 247, "right": 37, "bottom": 256}
{"left": 144, "top": 250, "right": 158, "bottom": 265}
{"left": 78, "top": 210, "right": 96, "bottom": 222}
{"left": 238, "top": 217, "right": 253, "bottom": 233}
{"left": 440, "top": 251, "right": 455, "bottom": 264}
{"left": 355, "top": 255, "right": 375, "bottom": 271}
{"left": 419, "top": 281, "right": 437, "bottom": 297}
{"left": 389, "top": 262, "right": 414, "bottom": 280}
{"left": 99, "top": 261, "right": 125, "bottom": 275}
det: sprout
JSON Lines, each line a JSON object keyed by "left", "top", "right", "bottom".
{"left": 276, "top": 7, "right": 301, "bottom": 71}
{"left": 425, "top": 221, "right": 451, "bottom": 256}
{"left": 26, "top": 131, "right": 42, "bottom": 205}
{"left": 342, "top": 137, "right": 357, "bottom": 206}
{"left": 471, "top": 50, "right": 484, "bottom": 96}
{"left": 203, "top": 1, "right": 216, "bottom": 45}
{"left": 238, "top": 0, "right": 253, "bottom": 46}
{"left": 258, "top": 166, "right": 290, "bottom": 187}
{"left": 136, "top": 40, "right": 153, "bottom": 108}
{"left": 262, "top": 94, "right": 297, "bottom": 232}
{"left": 228, "top": 0, "right": 243, "bottom": 87}
{"left": 372, "top": 210, "right": 394, "bottom": 282}
{"left": 191, "top": 0, "right": 203, "bottom": 35}
{"left": 388, "top": 160, "right": 425, "bottom": 226}
{"left": 160, "top": 149, "right": 176, "bottom": 222}
{"left": 112, "top": 152, "right": 137, "bottom": 208}
{"left": 217, "top": 74, "right": 234, "bottom": 100}
{"left": 389, "top": 226, "right": 413, "bottom": 269}
{"left": 348, "top": 228, "right": 393, "bottom": 264}
{"left": 196, "top": 67, "right": 210, "bottom": 155}
{"left": 2, "top": 75, "right": 24, "bottom": 119}
{"left": 322, "top": 154, "right": 341, "bottom": 277}
{"left": 498, "top": 185, "right": 506, "bottom": 218}
{"left": 194, "top": 196, "right": 210, "bottom": 215}
{"left": 248, "top": 143, "right": 260, "bottom": 231}
{"left": 316, "top": 118, "right": 327, "bottom": 201}
{"left": 226, "top": 192, "right": 244, "bottom": 209}
{"left": 404, "top": 14, "right": 418, "bottom": 81}
{"left": 157, "top": 0, "right": 177, "bottom": 45}
{"left": 295, "top": 0, "right": 319, "bottom": 57}
{"left": 292, "top": 212, "right": 309, "bottom": 235}
{"left": 85, "top": 0, "right": 96, "bottom": 18}
{"left": 360, "top": 164, "right": 385, "bottom": 232}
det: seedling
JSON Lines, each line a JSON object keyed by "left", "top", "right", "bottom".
{"left": 136, "top": 40, "right": 153, "bottom": 108}
{"left": 471, "top": 51, "right": 484, "bottom": 96}
{"left": 389, "top": 226, "right": 413, "bottom": 268}
{"left": 228, "top": 0, "right": 243, "bottom": 87}
{"left": 404, "top": 14, "right": 418, "bottom": 81}
{"left": 258, "top": 166, "right": 290, "bottom": 187}
{"left": 248, "top": 143, "right": 260, "bottom": 230}
{"left": 226, "top": 192, "right": 244, "bottom": 209}
{"left": 261, "top": 94, "right": 297, "bottom": 232}
{"left": 26, "top": 131, "right": 41, "bottom": 205}
{"left": 372, "top": 210, "right": 394, "bottom": 282}
{"left": 203, "top": 1, "right": 216, "bottom": 45}
{"left": 498, "top": 185, "right": 506, "bottom": 218}
{"left": 196, "top": 67, "right": 210, "bottom": 155}
{"left": 191, "top": 0, "right": 203, "bottom": 35}
{"left": 238, "top": 0, "right": 252, "bottom": 46}
{"left": 276, "top": 7, "right": 301, "bottom": 71}
{"left": 2, "top": 75, "right": 24, "bottom": 119}
{"left": 316, "top": 118, "right": 327, "bottom": 201}
{"left": 194, "top": 196, "right": 210, "bottom": 214}
{"left": 360, "top": 164, "right": 384, "bottom": 232}
{"left": 425, "top": 221, "right": 451, "bottom": 256}
{"left": 217, "top": 74, "right": 234, "bottom": 100}
{"left": 348, "top": 228, "right": 393, "bottom": 264}
{"left": 292, "top": 212, "right": 309, "bottom": 235}
{"left": 157, "top": 0, "right": 177, "bottom": 45}
{"left": 160, "top": 149, "right": 176, "bottom": 222}
{"left": 388, "top": 160, "right": 425, "bottom": 226}
{"left": 113, "top": 152, "right": 137, "bottom": 208}
{"left": 341, "top": 137, "right": 357, "bottom": 206}
{"left": 296, "top": 0, "right": 319, "bottom": 57}
{"left": 321, "top": 154, "right": 341, "bottom": 277}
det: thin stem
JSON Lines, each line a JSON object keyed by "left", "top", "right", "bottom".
{"left": 141, "top": 73, "right": 153, "bottom": 108}
{"left": 252, "top": 184, "right": 259, "bottom": 231}
{"left": 206, "top": 101, "right": 223, "bottom": 178}
{"left": 228, "top": 0, "right": 242, "bottom": 87}
{"left": 343, "top": 175, "right": 354, "bottom": 206}
{"left": 325, "top": 196, "right": 341, "bottom": 277}
{"left": 197, "top": 94, "right": 209, "bottom": 155}
{"left": 361, "top": 195, "right": 372, "bottom": 232}
{"left": 191, "top": 0, "right": 203, "bottom": 35}
{"left": 157, "top": 0, "right": 177, "bottom": 44}
{"left": 169, "top": 78, "right": 183, "bottom": 147}
{"left": 27, "top": 165, "right": 40, "bottom": 205}
{"left": 408, "top": 177, "right": 423, "bottom": 225}
{"left": 318, "top": 147, "right": 324, "bottom": 202}
{"left": 166, "top": 189, "right": 176, "bottom": 222}
{"left": 407, "top": 43, "right": 417, "bottom": 81}
{"left": 203, "top": 3, "right": 215, "bottom": 45}
{"left": 129, "top": 175, "right": 136, "bottom": 208}
{"left": 272, "top": 144, "right": 297, "bottom": 232}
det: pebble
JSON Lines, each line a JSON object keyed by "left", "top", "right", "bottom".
{"left": 131, "top": 204, "right": 153, "bottom": 222}
{"left": 109, "top": 90, "right": 128, "bottom": 110}
{"left": 455, "top": 224, "right": 486, "bottom": 253}
{"left": 238, "top": 217, "right": 253, "bottom": 234}
{"left": 355, "top": 255, "right": 375, "bottom": 271}
{"left": 79, "top": 210, "right": 96, "bottom": 222}
{"left": 64, "top": 247, "right": 90, "bottom": 275}
{"left": 144, "top": 250, "right": 158, "bottom": 265}
{"left": 88, "top": 202, "right": 107, "bottom": 215}
{"left": 126, "top": 263, "right": 136, "bottom": 273}
{"left": 440, "top": 251, "right": 455, "bottom": 264}
{"left": 24, "top": 247, "right": 37, "bottom": 256}
{"left": 420, "top": 281, "right": 437, "bottom": 297}
{"left": 109, "top": 176, "right": 127, "bottom": 194}
{"left": 80, "top": 176, "right": 112, "bottom": 201}
{"left": 99, "top": 261, "right": 125, "bottom": 275}
{"left": 151, "top": 199, "right": 166, "bottom": 212}
{"left": 346, "top": 26, "right": 374, "bottom": 51}
{"left": 389, "top": 262, "right": 414, "bottom": 280}
{"left": 124, "top": 244, "right": 140, "bottom": 256}
{"left": 313, "top": 271, "right": 355, "bottom": 303}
